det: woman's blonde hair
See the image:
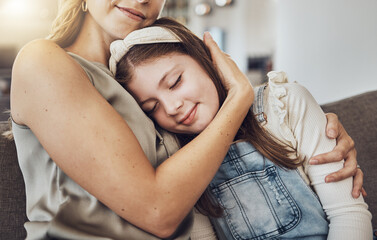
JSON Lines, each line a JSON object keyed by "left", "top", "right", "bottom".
{"left": 47, "top": 0, "right": 85, "bottom": 48}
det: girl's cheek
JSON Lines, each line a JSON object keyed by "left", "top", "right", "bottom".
{"left": 154, "top": 114, "right": 163, "bottom": 124}
{"left": 155, "top": 112, "right": 168, "bottom": 126}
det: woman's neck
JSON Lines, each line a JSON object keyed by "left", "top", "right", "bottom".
{"left": 65, "top": 14, "right": 114, "bottom": 66}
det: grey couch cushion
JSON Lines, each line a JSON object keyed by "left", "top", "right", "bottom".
{"left": 0, "top": 122, "right": 27, "bottom": 239}
{"left": 321, "top": 90, "right": 377, "bottom": 228}
{"left": 0, "top": 95, "right": 10, "bottom": 122}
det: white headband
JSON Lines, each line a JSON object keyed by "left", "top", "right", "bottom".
{"left": 109, "top": 26, "right": 181, "bottom": 76}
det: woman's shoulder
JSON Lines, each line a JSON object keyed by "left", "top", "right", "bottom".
{"left": 17, "top": 39, "right": 64, "bottom": 58}
{"left": 11, "top": 39, "right": 88, "bottom": 125}
{"left": 21, "top": 38, "right": 59, "bottom": 49}
{"left": 12, "top": 39, "right": 82, "bottom": 83}
{"left": 15, "top": 39, "right": 72, "bottom": 68}
{"left": 12, "top": 39, "right": 87, "bottom": 94}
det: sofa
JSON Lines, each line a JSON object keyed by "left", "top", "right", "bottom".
{"left": 1, "top": 90, "right": 376, "bottom": 239}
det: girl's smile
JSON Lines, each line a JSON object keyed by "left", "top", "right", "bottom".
{"left": 180, "top": 104, "right": 198, "bottom": 125}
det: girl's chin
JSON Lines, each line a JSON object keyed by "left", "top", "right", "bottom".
{"left": 177, "top": 130, "right": 198, "bottom": 135}
{"left": 170, "top": 123, "right": 209, "bottom": 135}
{"left": 189, "top": 127, "right": 206, "bottom": 135}
{"left": 172, "top": 128, "right": 201, "bottom": 135}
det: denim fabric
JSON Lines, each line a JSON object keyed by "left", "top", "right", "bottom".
{"left": 209, "top": 142, "right": 329, "bottom": 240}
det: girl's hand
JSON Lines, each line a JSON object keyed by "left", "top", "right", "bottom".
{"left": 203, "top": 32, "right": 253, "bottom": 100}
{"left": 310, "top": 113, "right": 366, "bottom": 198}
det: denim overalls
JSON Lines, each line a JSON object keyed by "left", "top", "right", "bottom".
{"left": 208, "top": 86, "right": 329, "bottom": 240}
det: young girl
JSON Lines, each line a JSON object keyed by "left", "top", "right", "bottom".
{"left": 111, "top": 18, "right": 373, "bottom": 239}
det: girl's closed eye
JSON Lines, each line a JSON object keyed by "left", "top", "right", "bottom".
{"left": 144, "top": 102, "right": 159, "bottom": 115}
{"left": 169, "top": 75, "right": 182, "bottom": 90}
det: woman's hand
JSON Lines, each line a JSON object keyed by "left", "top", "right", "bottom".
{"left": 309, "top": 113, "right": 366, "bottom": 198}
{"left": 203, "top": 32, "right": 253, "bottom": 100}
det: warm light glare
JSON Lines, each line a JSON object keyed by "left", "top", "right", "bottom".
{"left": 215, "top": 0, "right": 233, "bottom": 7}
{"left": 195, "top": 3, "right": 211, "bottom": 16}
{"left": 0, "top": 0, "right": 33, "bottom": 18}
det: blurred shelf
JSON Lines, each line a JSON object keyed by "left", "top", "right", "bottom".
{"left": 161, "top": 0, "right": 189, "bottom": 25}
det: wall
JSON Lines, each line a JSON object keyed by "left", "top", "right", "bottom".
{"left": 0, "top": 0, "right": 57, "bottom": 95}
{"left": 0, "top": 0, "right": 57, "bottom": 50}
{"left": 0, "top": 0, "right": 57, "bottom": 81}
{"left": 275, "top": 0, "right": 377, "bottom": 104}
{"left": 188, "top": 0, "right": 276, "bottom": 73}
{"left": 189, "top": 0, "right": 377, "bottom": 104}
{"left": 2, "top": 0, "right": 376, "bottom": 104}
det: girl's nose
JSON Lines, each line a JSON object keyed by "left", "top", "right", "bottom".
{"left": 164, "top": 99, "right": 183, "bottom": 116}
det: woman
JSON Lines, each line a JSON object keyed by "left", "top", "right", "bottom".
{"left": 111, "top": 18, "right": 372, "bottom": 239}
{"left": 9, "top": 0, "right": 363, "bottom": 239}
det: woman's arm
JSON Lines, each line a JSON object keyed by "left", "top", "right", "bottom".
{"left": 10, "top": 37, "right": 253, "bottom": 238}
{"left": 313, "top": 114, "right": 365, "bottom": 198}
{"left": 284, "top": 83, "right": 372, "bottom": 239}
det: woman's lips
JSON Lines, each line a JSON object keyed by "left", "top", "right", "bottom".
{"left": 116, "top": 6, "right": 146, "bottom": 21}
{"left": 180, "top": 105, "right": 198, "bottom": 125}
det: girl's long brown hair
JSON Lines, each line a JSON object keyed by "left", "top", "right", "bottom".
{"left": 115, "top": 18, "right": 301, "bottom": 218}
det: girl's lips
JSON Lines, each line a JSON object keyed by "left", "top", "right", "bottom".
{"left": 116, "top": 6, "right": 146, "bottom": 21}
{"left": 181, "top": 105, "right": 198, "bottom": 125}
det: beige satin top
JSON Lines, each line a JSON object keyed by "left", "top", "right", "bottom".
{"left": 12, "top": 52, "right": 193, "bottom": 240}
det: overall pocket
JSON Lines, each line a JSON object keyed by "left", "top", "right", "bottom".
{"left": 210, "top": 166, "right": 301, "bottom": 240}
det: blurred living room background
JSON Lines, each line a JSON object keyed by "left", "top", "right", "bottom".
{"left": 1, "top": 0, "right": 377, "bottom": 121}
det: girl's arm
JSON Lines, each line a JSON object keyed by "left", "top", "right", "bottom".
{"left": 313, "top": 113, "right": 364, "bottom": 198}
{"left": 10, "top": 37, "right": 253, "bottom": 238}
{"left": 282, "top": 82, "right": 372, "bottom": 239}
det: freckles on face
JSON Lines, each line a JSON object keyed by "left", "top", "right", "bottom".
{"left": 127, "top": 53, "right": 220, "bottom": 134}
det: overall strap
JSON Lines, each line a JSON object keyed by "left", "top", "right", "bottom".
{"left": 254, "top": 85, "right": 267, "bottom": 124}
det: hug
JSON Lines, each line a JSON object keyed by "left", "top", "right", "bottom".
{"left": 4, "top": 0, "right": 374, "bottom": 239}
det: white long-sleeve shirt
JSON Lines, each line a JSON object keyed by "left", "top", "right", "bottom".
{"left": 262, "top": 71, "right": 372, "bottom": 239}
{"left": 191, "top": 71, "right": 372, "bottom": 240}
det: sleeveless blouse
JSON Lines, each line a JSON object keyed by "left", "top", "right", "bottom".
{"left": 12, "top": 52, "right": 193, "bottom": 239}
